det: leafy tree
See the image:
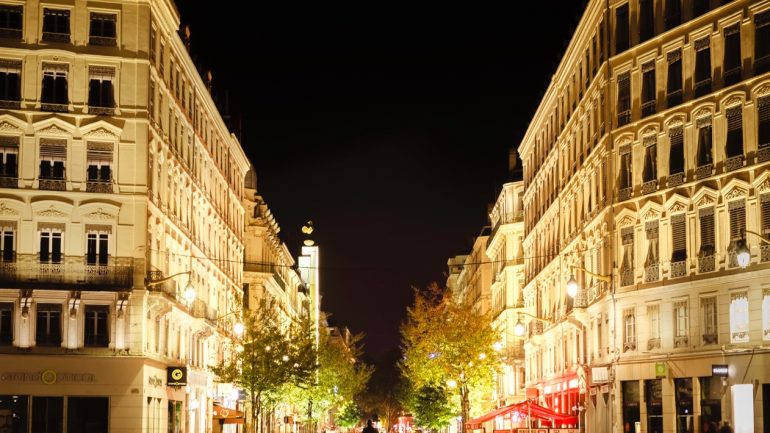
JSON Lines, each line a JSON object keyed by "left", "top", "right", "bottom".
{"left": 337, "top": 401, "right": 363, "bottom": 429}
{"left": 211, "top": 297, "right": 318, "bottom": 433}
{"left": 400, "top": 283, "right": 500, "bottom": 433}
{"left": 360, "top": 349, "right": 406, "bottom": 432}
{"left": 412, "top": 384, "right": 454, "bottom": 432}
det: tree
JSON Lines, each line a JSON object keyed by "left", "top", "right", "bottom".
{"left": 211, "top": 297, "right": 318, "bottom": 433}
{"left": 360, "top": 349, "right": 406, "bottom": 432}
{"left": 411, "top": 385, "right": 454, "bottom": 432}
{"left": 400, "top": 284, "right": 500, "bottom": 433}
{"left": 337, "top": 402, "right": 363, "bottom": 429}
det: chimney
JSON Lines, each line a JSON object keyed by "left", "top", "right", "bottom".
{"left": 183, "top": 25, "right": 191, "bottom": 52}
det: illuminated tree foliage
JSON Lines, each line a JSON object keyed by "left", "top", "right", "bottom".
{"left": 411, "top": 384, "right": 454, "bottom": 432}
{"left": 337, "top": 401, "right": 363, "bottom": 429}
{"left": 400, "top": 283, "right": 500, "bottom": 433}
{"left": 210, "top": 297, "right": 317, "bottom": 433}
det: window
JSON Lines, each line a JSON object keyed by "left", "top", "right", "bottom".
{"left": 647, "top": 304, "right": 660, "bottom": 349}
{"left": 0, "top": 136, "right": 18, "bottom": 180}
{"left": 150, "top": 24, "right": 157, "bottom": 65}
{"left": 646, "top": 380, "right": 663, "bottom": 433}
{"left": 701, "top": 296, "right": 717, "bottom": 344}
{"left": 692, "top": 0, "right": 709, "bottom": 17}
{"left": 762, "top": 194, "right": 770, "bottom": 246}
{"left": 0, "top": 59, "right": 20, "bottom": 106}
{"left": 756, "top": 11, "right": 770, "bottom": 75}
{"left": 0, "top": 302, "right": 11, "bottom": 344}
{"left": 39, "top": 228, "right": 62, "bottom": 263}
{"left": 673, "top": 299, "right": 689, "bottom": 348}
{"left": 86, "top": 229, "right": 109, "bottom": 265}
{"left": 41, "top": 63, "right": 68, "bottom": 110}
{"left": 725, "top": 106, "right": 743, "bottom": 160}
{"left": 694, "top": 38, "right": 711, "bottom": 97}
{"left": 645, "top": 221, "right": 659, "bottom": 281}
{"left": 89, "top": 13, "right": 116, "bottom": 46}
{"left": 762, "top": 289, "right": 770, "bottom": 341}
{"left": 0, "top": 222, "right": 14, "bottom": 262}
{"left": 699, "top": 206, "right": 715, "bottom": 256}
{"left": 84, "top": 305, "right": 108, "bottom": 346}
{"left": 88, "top": 67, "right": 115, "bottom": 114}
{"left": 31, "top": 396, "right": 63, "bottom": 433}
{"left": 669, "top": 126, "right": 684, "bottom": 177}
{"left": 730, "top": 292, "right": 749, "bottom": 343}
{"left": 39, "top": 140, "right": 66, "bottom": 186}
{"left": 667, "top": 50, "right": 683, "bottom": 107}
{"left": 723, "top": 24, "right": 741, "bottom": 86}
{"left": 623, "top": 308, "right": 636, "bottom": 351}
{"left": 617, "top": 72, "right": 631, "bottom": 126}
{"left": 641, "top": 62, "right": 656, "bottom": 117}
{"left": 86, "top": 142, "right": 113, "bottom": 191}
{"left": 35, "top": 303, "right": 61, "bottom": 346}
{"left": 0, "top": 5, "right": 22, "bottom": 39}
{"left": 618, "top": 145, "right": 632, "bottom": 196}
{"left": 639, "top": 0, "right": 654, "bottom": 42}
{"left": 728, "top": 200, "right": 746, "bottom": 267}
{"left": 642, "top": 135, "right": 657, "bottom": 184}
{"left": 665, "top": 0, "right": 681, "bottom": 30}
{"left": 696, "top": 117, "right": 713, "bottom": 169}
{"left": 68, "top": 397, "right": 108, "bottom": 433}
{"left": 42, "top": 8, "right": 70, "bottom": 43}
{"left": 621, "top": 227, "right": 634, "bottom": 286}
{"left": 671, "top": 213, "right": 687, "bottom": 262}
{"left": 759, "top": 97, "right": 770, "bottom": 152}
{"left": 622, "top": 381, "right": 640, "bottom": 431}
{"left": 675, "top": 378, "right": 694, "bottom": 433}
{"left": 615, "top": 3, "right": 629, "bottom": 54}
{"left": 159, "top": 41, "right": 165, "bottom": 76}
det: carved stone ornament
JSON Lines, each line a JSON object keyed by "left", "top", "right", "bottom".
{"left": 694, "top": 107, "right": 712, "bottom": 119}
{"left": 618, "top": 215, "right": 636, "bottom": 227}
{"left": 724, "top": 187, "right": 747, "bottom": 200}
{"left": 756, "top": 84, "right": 770, "bottom": 97}
{"left": 642, "top": 208, "right": 659, "bottom": 221}
{"left": 616, "top": 135, "right": 633, "bottom": 147}
{"left": 84, "top": 127, "right": 117, "bottom": 140}
{"left": 757, "top": 179, "right": 770, "bottom": 193}
{"left": 0, "top": 202, "right": 18, "bottom": 216}
{"left": 666, "top": 117, "right": 684, "bottom": 128}
{"left": 0, "top": 121, "right": 21, "bottom": 133}
{"left": 39, "top": 124, "right": 69, "bottom": 136}
{"left": 86, "top": 207, "right": 115, "bottom": 220}
{"left": 36, "top": 205, "right": 66, "bottom": 217}
{"left": 723, "top": 95, "right": 743, "bottom": 108}
{"left": 697, "top": 195, "right": 715, "bottom": 207}
{"left": 668, "top": 202, "right": 687, "bottom": 213}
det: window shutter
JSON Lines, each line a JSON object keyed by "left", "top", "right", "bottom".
{"left": 86, "top": 142, "right": 113, "bottom": 162}
{"left": 728, "top": 200, "right": 746, "bottom": 241}
{"left": 726, "top": 106, "right": 743, "bottom": 132}
{"left": 618, "top": 72, "right": 630, "bottom": 111}
{"left": 646, "top": 220, "right": 659, "bottom": 263}
{"left": 758, "top": 97, "right": 770, "bottom": 148}
{"left": 700, "top": 206, "right": 715, "bottom": 251}
{"left": 669, "top": 126, "right": 684, "bottom": 173}
{"left": 40, "top": 140, "right": 66, "bottom": 160}
{"left": 671, "top": 213, "right": 687, "bottom": 259}
{"left": 761, "top": 194, "right": 770, "bottom": 235}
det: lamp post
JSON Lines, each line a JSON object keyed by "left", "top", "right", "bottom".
{"left": 514, "top": 312, "right": 555, "bottom": 337}
{"left": 566, "top": 266, "right": 611, "bottom": 299}
{"left": 736, "top": 229, "right": 770, "bottom": 268}
{"left": 145, "top": 270, "right": 196, "bottom": 304}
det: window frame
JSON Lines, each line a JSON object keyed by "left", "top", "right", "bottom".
{"left": 83, "top": 304, "right": 109, "bottom": 347}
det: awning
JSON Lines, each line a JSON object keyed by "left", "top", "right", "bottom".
{"left": 213, "top": 404, "right": 245, "bottom": 424}
{"left": 466, "top": 401, "right": 578, "bottom": 430}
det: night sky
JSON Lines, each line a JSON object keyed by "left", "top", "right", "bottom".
{"left": 177, "top": 2, "right": 587, "bottom": 360}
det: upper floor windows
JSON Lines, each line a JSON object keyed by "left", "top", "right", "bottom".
{"left": 41, "top": 63, "right": 68, "bottom": 112}
{"left": 759, "top": 97, "right": 770, "bottom": 154}
{"left": 615, "top": 3, "right": 629, "bottom": 54}
{"left": 0, "top": 222, "right": 15, "bottom": 263}
{"left": 0, "top": 5, "right": 21, "bottom": 39}
{"left": 89, "top": 13, "right": 116, "bottom": 46}
{"left": 86, "top": 228, "right": 109, "bottom": 266}
{"left": 641, "top": 62, "right": 656, "bottom": 117}
{"left": 692, "top": 0, "right": 710, "bottom": 18}
{"left": 639, "top": 0, "right": 655, "bottom": 43}
{"left": 39, "top": 228, "right": 63, "bottom": 264}
{"left": 617, "top": 72, "right": 631, "bottom": 126}
{"left": 35, "top": 303, "right": 61, "bottom": 346}
{"left": 42, "top": 8, "right": 70, "bottom": 43}
{"left": 0, "top": 60, "right": 20, "bottom": 108}
{"left": 87, "top": 67, "right": 115, "bottom": 115}
{"left": 696, "top": 116, "right": 713, "bottom": 172}
{"left": 755, "top": 11, "right": 770, "bottom": 75}
{"left": 39, "top": 140, "right": 66, "bottom": 191}
{"left": 694, "top": 38, "right": 712, "bottom": 98}
{"left": 0, "top": 302, "right": 11, "bottom": 345}
{"left": 723, "top": 24, "right": 742, "bottom": 86}
{"left": 725, "top": 106, "right": 744, "bottom": 164}
{"left": 669, "top": 126, "right": 685, "bottom": 179}
{"left": 86, "top": 142, "right": 113, "bottom": 192}
{"left": 665, "top": 0, "right": 682, "bottom": 31}
{"left": 667, "top": 50, "right": 683, "bottom": 107}
{"left": 84, "top": 305, "right": 108, "bottom": 347}
{"left": 0, "top": 136, "right": 18, "bottom": 182}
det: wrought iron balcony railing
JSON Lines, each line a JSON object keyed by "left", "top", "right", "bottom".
{"left": 0, "top": 254, "right": 133, "bottom": 289}
{"left": 670, "top": 260, "right": 687, "bottom": 278}
{"left": 667, "top": 172, "right": 684, "bottom": 187}
{"left": 89, "top": 35, "right": 116, "bottom": 46}
{"left": 695, "top": 163, "right": 713, "bottom": 180}
{"left": 42, "top": 32, "right": 70, "bottom": 43}
{"left": 642, "top": 179, "right": 658, "bottom": 195}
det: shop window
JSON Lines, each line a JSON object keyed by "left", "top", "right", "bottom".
{"left": 0, "top": 395, "right": 28, "bottom": 432}
{"left": 674, "top": 378, "right": 693, "bottom": 433}
{"left": 31, "top": 396, "right": 63, "bottom": 433}
{"left": 700, "top": 377, "right": 723, "bottom": 424}
{"left": 0, "top": 302, "right": 11, "bottom": 345}
{"left": 169, "top": 400, "right": 183, "bottom": 433}
{"left": 622, "top": 381, "right": 640, "bottom": 433}
{"left": 67, "top": 397, "right": 108, "bottom": 433}
{"left": 645, "top": 379, "right": 663, "bottom": 433}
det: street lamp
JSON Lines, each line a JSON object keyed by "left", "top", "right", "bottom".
{"left": 566, "top": 265, "right": 611, "bottom": 298}
{"left": 514, "top": 312, "right": 555, "bottom": 337}
{"left": 736, "top": 229, "right": 770, "bottom": 269}
{"left": 145, "top": 271, "right": 196, "bottom": 303}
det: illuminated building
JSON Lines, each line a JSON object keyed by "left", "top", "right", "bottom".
{"left": 518, "top": 1, "right": 770, "bottom": 432}
{"left": 0, "top": 0, "right": 250, "bottom": 431}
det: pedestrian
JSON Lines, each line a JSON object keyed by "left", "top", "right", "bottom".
{"left": 719, "top": 421, "right": 732, "bottom": 433}
{"left": 363, "top": 419, "right": 378, "bottom": 433}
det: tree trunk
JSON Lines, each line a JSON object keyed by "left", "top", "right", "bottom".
{"left": 460, "top": 384, "right": 469, "bottom": 433}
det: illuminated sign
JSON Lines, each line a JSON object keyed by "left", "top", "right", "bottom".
{"left": 712, "top": 364, "right": 729, "bottom": 377}
{"left": 655, "top": 362, "right": 666, "bottom": 378}
{"left": 166, "top": 367, "right": 187, "bottom": 387}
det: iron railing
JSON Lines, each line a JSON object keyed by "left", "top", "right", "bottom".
{"left": 0, "top": 254, "right": 133, "bottom": 289}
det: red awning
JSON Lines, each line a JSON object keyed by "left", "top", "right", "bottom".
{"left": 213, "top": 404, "right": 245, "bottom": 421}
{"left": 466, "top": 403, "right": 519, "bottom": 429}
{"left": 466, "top": 401, "right": 578, "bottom": 430}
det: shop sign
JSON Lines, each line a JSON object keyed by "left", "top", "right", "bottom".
{"left": 655, "top": 362, "right": 666, "bottom": 378}
{"left": 525, "top": 387, "right": 539, "bottom": 399}
{"left": 167, "top": 367, "right": 187, "bottom": 387}
{"left": 712, "top": 364, "right": 729, "bottom": 377}
{"left": 591, "top": 367, "right": 609, "bottom": 384}
{"left": 600, "top": 384, "right": 609, "bottom": 393}
{"left": 0, "top": 370, "right": 95, "bottom": 384}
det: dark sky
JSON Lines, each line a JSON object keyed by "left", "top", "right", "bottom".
{"left": 176, "top": 2, "right": 587, "bottom": 359}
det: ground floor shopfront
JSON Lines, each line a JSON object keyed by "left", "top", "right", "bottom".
{"left": 0, "top": 355, "right": 241, "bottom": 433}
{"left": 586, "top": 350, "right": 770, "bottom": 433}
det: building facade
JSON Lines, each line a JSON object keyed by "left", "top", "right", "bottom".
{"left": 0, "top": 1, "right": 250, "bottom": 432}
{"left": 518, "top": 1, "right": 770, "bottom": 433}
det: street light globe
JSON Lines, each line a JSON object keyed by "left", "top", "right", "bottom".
{"left": 182, "top": 281, "right": 196, "bottom": 304}
{"left": 446, "top": 379, "right": 458, "bottom": 389}
{"left": 736, "top": 240, "right": 751, "bottom": 269}
{"left": 233, "top": 321, "right": 245, "bottom": 337}
{"left": 566, "top": 275, "right": 579, "bottom": 298}
{"left": 514, "top": 318, "right": 525, "bottom": 337}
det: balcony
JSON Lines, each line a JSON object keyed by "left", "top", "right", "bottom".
{"left": 244, "top": 262, "right": 286, "bottom": 291}
{"left": 641, "top": 100, "right": 656, "bottom": 117}
{"left": 620, "top": 268, "right": 634, "bottom": 287}
{"left": 0, "top": 99, "right": 20, "bottom": 109}
{"left": 0, "top": 175, "right": 16, "bottom": 189}
{"left": 0, "top": 254, "right": 133, "bottom": 290}
{"left": 39, "top": 178, "right": 66, "bottom": 191}
{"left": 674, "top": 335, "right": 689, "bottom": 348}
{"left": 42, "top": 31, "right": 70, "bottom": 43}
{"left": 695, "top": 163, "right": 713, "bottom": 180}
{"left": 623, "top": 340, "right": 636, "bottom": 352}
{"left": 670, "top": 260, "right": 687, "bottom": 278}
{"left": 642, "top": 179, "right": 658, "bottom": 195}
{"left": 758, "top": 145, "right": 770, "bottom": 163}
{"left": 86, "top": 179, "right": 112, "bottom": 193}
{"left": 618, "top": 187, "right": 632, "bottom": 202}
{"left": 644, "top": 263, "right": 659, "bottom": 283}
{"left": 723, "top": 66, "right": 742, "bottom": 87}
{"left": 698, "top": 254, "right": 715, "bottom": 273}
{"left": 761, "top": 244, "right": 770, "bottom": 262}
{"left": 0, "top": 28, "right": 21, "bottom": 39}
{"left": 667, "top": 172, "right": 684, "bottom": 188}
{"left": 41, "top": 102, "right": 68, "bottom": 113}
{"left": 702, "top": 334, "right": 717, "bottom": 345}
{"left": 88, "top": 105, "right": 115, "bottom": 116}
{"left": 694, "top": 78, "right": 711, "bottom": 98}
{"left": 756, "top": 55, "right": 770, "bottom": 75}
{"left": 617, "top": 110, "right": 631, "bottom": 127}
{"left": 89, "top": 35, "right": 116, "bottom": 46}
{"left": 528, "top": 321, "right": 544, "bottom": 338}
{"left": 666, "top": 89, "right": 683, "bottom": 108}
{"left": 725, "top": 155, "right": 744, "bottom": 172}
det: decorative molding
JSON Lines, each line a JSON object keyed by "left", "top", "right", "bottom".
{"left": 669, "top": 202, "right": 687, "bottom": 213}
{"left": 36, "top": 205, "right": 66, "bottom": 217}
{"left": 616, "top": 135, "right": 633, "bottom": 147}
{"left": 618, "top": 215, "right": 636, "bottom": 227}
{"left": 757, "top": 179, "right": 770, "bottom": 193}
{"left": 666, "top": 117, "right": 684, "bottom": 128}
{"left": 724, "top": 187, "right": 747, "bottom": 200}
{"left": 756, "top": 84, "right": 770, "bottom": 97}
{"left": 0, "top": 121, "right": 21, "bottom": 133}
{"left": 642, "top": 208, "right": 659, "bottom": 221}
{"left": 697, "top": 195, "right": 715, "bottom": 207}
{"left": 84, "top": 127, "right": 117, "bottom": 140}
{"left": 85, "top": 207, "right": 115, "bottom": 220}
{"left": 723, "top": 95, "right": 743, "bottom": 108}
{"left": 39, "top": 124, "right": 69, "bottom": 136}
{"left": 0, "top": 202, "right": 18, "bottom": 216}
{"left": 694, "top": 107, "right": 712, "bottom": 119}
